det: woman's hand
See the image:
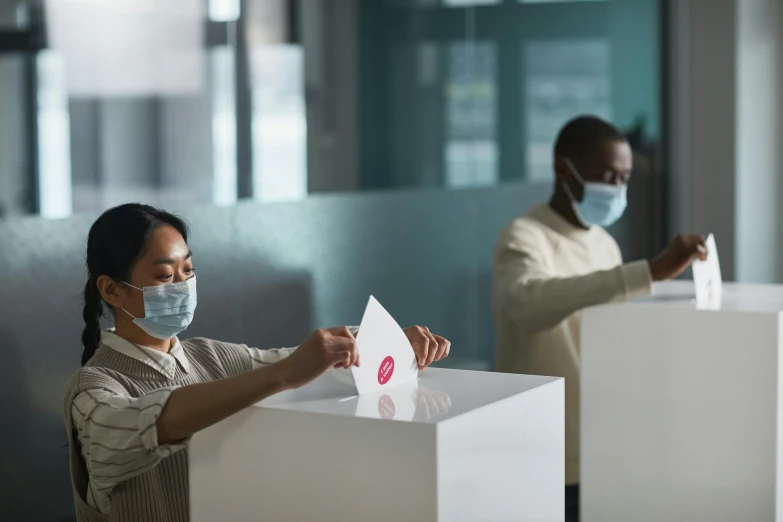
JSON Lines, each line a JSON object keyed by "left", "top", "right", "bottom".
{"left": 403, "top": 326, "right": 451, "bottom": 370}
{"left": 277, "top": 327, "right": 360, "bottom": 389}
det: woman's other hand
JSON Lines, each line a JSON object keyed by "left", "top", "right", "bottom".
{"left": 403, "top": 326, "right": 451, "bottom": 370}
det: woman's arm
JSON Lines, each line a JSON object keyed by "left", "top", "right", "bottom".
{"left": 73, "top": 387, "right": 188, "bottom": 510}
{"left": 156, "top": 360, "right": 290, "bottom": 444}
{"left": 71, "top": 364, "right": 294, "bottom": 506}
{"left": 157, "top": 327, "right": 359, "bottom": 444}
{"left": 74, "top": 325, "right": 359, "bottom": 500}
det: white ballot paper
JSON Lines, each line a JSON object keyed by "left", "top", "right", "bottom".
{"left": 692, "top": 233, "right": 722, "bottom": 308}
{"left": 331, "top": 296, "right": 418, "bottom": 395}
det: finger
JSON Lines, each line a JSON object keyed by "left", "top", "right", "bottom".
{"left": 440, "top": 392, "right": 452, "bottom": 408}
{"left": 424, "top": 392, "right": 440, "bottom": 415}
{"left": 344, "top": 328, "right": 360, "bottom": 367}
{"left": 432, "top": 335, "right": 450, "bottom": 361}
{"left": 694, "top": 244, "right": 708, "bottom": 261}
{"left": 410, "top": 327, "right": 429, "bottom": 369}
{"left": 326, "top": 326, "right": 356, "bottom": 339}
{"left": 349, "top": 342, "right": 360, "bottom": 368}
{"left": 418, "top": 394, "right": 431, "bottom": 419}
{"left": 329, "top": 337, "right": 357, "bottom": 367}
{"left": 330, "top": 350, "right": 348, "bottom": 368}
{"left": 688, "top": 235, "right": 706, "bottom": 248}
{"left": 423, "top": 328, "right": 439, "bottom": 367}
{"left": 338, "top": 337, "right": 360, "bottom": 368}
{"left": 432, "top": 393, "right": 449, "bottom": 412}
{"left": 335, "top": 349, "right": 352, "bottom": 369}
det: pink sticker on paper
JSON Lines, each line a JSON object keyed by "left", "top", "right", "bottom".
{"left": 378, "top": 394, "right": 396, "bottom": 419}
{"left": 378, "top": 356, "right": 394, "bottom": 385}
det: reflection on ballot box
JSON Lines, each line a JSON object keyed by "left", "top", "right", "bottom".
{"left": 350, "top": 380, "right": 453, "bottom": 422}
{"left": 190, "top": 368, "right": 564, "bottom": 522}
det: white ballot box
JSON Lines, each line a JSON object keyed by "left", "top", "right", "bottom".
{"left": 190, "top": 368, "right": 564, "bottom": 522}
{"left": 581, "top": 281, "right": 783, "bottom": 522}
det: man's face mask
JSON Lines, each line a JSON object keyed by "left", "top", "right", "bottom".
{"left": 562, "top": 158, "right": 627, "bottom": 228}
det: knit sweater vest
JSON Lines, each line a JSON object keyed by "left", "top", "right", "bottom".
{"left": 63, "top": 337, "right": 253, "bottom": 522}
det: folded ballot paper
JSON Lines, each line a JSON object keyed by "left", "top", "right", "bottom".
{"left": 692, "top": 233, "right": 722, "bottom": 309}
{"left": 331, "top": 296, "right": 418, "bottom": 395}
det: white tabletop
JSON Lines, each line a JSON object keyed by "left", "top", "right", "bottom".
{"left": 253, "top": 367, "right": 559, "bottom": 424}
{"left": 627, "top": 280, "right": 783, "bottom": 313}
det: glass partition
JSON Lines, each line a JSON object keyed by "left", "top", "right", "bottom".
{"left": 0, "top": 0, "right": 660, "bottom": 218}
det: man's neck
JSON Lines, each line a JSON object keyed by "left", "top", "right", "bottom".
{"left": 549, "top": 189, "right": 588, "bottom": 230}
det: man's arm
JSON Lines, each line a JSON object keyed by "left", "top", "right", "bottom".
{"left": 494, "top": 228, "right": 651, "bottom": 334}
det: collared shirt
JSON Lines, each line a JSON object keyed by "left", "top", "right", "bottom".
{"left": 72, "top": 330, "right": 296, "bottom": 514}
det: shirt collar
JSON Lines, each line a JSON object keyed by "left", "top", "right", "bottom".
{"left": 100, "top": 329, "right": 190, "bottom": 377}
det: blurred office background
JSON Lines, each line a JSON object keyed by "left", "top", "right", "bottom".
{"left": 2, "top": 0, "right": 780, "bottom": 520}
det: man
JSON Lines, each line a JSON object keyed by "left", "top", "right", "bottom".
{"left": 492, "top": 115, "right": 706, "bottom": 521}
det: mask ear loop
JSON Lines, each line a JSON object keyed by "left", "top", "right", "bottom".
{"left": 561, "top": 157, "right": 590, "bottom": 228}
{"left": 561, "top": 157, "right": 584, "bottom": 204}
{"left": 564, "top": 157, "right": 586, "bottom": 184}
{"left": 119, "top": 281, "right": 143, "bottom": 320}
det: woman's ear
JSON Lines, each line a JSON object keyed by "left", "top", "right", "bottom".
{"left": 96, "top": 275, "right": 123, "bottom": 309}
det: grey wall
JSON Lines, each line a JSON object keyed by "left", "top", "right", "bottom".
{"left": 0, "top": 56, "right": 30, "bottom": 217}
{"left": 0, "top": 181, "right": 652, "bottom": 520}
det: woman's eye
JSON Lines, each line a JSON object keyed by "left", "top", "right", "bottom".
{"left": 185, "top": 267, "right": 195, "bottom": 274}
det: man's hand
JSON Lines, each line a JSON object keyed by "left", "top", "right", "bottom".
{"left": 403, "top": 326, "right": 451, "bottom": 370}
{"left": 649, "top": 234, "right": 708, "bottom": 281}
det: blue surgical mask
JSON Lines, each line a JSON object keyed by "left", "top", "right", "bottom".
{"left": 563, "top": 158, "right": 627, "bottom": 228}
{"left": 121, "top": 276, "right": 197, "bottom": 340}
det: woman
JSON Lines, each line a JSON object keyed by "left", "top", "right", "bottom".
{"left": 64, "top": 203, "right": 450, "bottom": 522}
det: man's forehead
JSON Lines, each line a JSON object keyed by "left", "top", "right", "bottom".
{"left": 591, "top": 141, "right": 632, "bottom": 164}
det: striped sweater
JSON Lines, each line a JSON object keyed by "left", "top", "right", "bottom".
{"left": 63, "top": 337, "right": 253, "bottom": 522}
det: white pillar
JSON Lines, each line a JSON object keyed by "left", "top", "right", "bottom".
{"left": 667, "top": 0, "right": 783, "bottom": 283}
{"left": 735, "top": 0, "right": 781, "bottom": 283}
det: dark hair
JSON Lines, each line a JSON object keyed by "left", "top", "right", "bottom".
{"left": 81, "top": 203, "right": 189, "bottom": 365}
{"left": 554, "top": 115, "right": 627, "bottom": 162}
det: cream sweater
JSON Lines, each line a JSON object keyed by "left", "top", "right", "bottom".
{"left": 492, "top": 204, "right": 652, "bottom": 485}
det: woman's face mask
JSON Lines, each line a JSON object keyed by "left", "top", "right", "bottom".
{"left": 562, "top": 158, "right": 627, "bottom": 228}
{"left": 121, "top": 276, "right": 197, "bottom": 340}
